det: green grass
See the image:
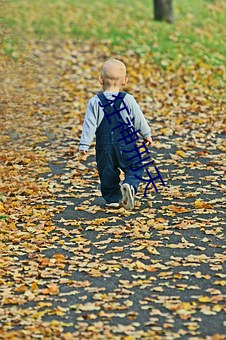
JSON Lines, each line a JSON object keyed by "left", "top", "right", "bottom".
{"left": 1, "top": 0, "right": 225, "bottom": 65}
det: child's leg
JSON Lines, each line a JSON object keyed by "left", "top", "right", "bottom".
{"left": 123, "top": 166, "right": 144, "bottom": 193}
{"left": 96, "top": 145, "right": 122, "bottom": 203}
{"left": 116, "top": 145, "right": 144, "bottom": 194}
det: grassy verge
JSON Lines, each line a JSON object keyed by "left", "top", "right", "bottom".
{"left": 1, "top": 0, "right": 225, "bottom": 66}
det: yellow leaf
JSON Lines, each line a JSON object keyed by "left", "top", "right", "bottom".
{"left": 198, "top": 296, "right": 211, "bottom": 303}
{"left": 181, "top": 237, "right": 189, "bottom": 243}
{"left": 147, "top": 246, "right": 160, "bottom": 255}
{"left": 176, "top": 150, "right": 186, "bottom": 158}
{"left": 33, "top": 310, "right": 51, "bottom": 319}
{"left": 187, "top": 323, "right": 199, "bottom": 331}
{"left": 182, "top": 302, "right": 193, "bottom": 310}
{"left": 9, "top": 222, "right": 16, "bottom": 228}
{"left": 153, "top": 286, "right": 164, "bottom": 292}
{"left": 214, "top": 280, "right": 226, "bottom": 286}
{"left": 212, "top": 304, "right": 223, "bottom": 312}
{"left": 106, "top": 247, "right": 124, "bottom": 254}
{"left": 70, "top": 236, "right": 85, "bottom": 243}
{"left": 62, "top": 333, "right": 74, "bottom": 340}
{"left": 92, "top": 218, "right": 108, "bottom": 225}
{"left": 155, "top": 224, "right": 167, "bottom": 230}
{"left": 135, "top": 260, "right": 157, "bottom": 272}
{"left": 0, "top": 203, "right": 5, "bottom": 212}
{"left": 37, "top": 302, "right": 52, "bottom": 308}
{"left": 135, "top": 260, "right": 147, "bottom": 269}
{"left": 194, "top": 199, "right": 213, "bottom": 209}
{"left": 31, "top": 282, "right": 39, "bottom": 292}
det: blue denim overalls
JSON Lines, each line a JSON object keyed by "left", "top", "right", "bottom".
{"left": 96, "top": 92, "right": 144, "bottom": 204}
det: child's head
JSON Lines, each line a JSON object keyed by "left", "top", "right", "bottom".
{"left": 99, "top": 59, "right": 128, "bottom": 91}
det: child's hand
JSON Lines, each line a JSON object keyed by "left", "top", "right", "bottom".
{"left": 144, "top": 137, "right": 152, "bottom": 146}
{"left": 80, "top": 150, "right": 87, "bottom": 155}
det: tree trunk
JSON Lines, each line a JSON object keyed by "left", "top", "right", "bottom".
{"left": 153, "top": 0, "right": 174, "bottom": 23}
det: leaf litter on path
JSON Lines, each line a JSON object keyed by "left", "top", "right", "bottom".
{"left": 0, "top": 40, "right": 225, "bottom": 339}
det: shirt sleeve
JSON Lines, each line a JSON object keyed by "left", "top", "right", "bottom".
{"left": 126, "top": 95, "right": 151, "bottom": 139}
{"left": 79, "top": 99, "right": 97, "bottom": 151}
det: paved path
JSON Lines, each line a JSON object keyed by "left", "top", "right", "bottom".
{"left": 0, "top": 41, "right": 225, "bottom": 339}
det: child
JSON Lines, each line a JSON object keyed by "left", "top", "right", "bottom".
{"left": 79, "top": 59, "right": 152, "bottom": 210}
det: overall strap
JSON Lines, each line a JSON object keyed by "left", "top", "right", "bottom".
{"left": 97, "top": 92, "right": 127, "bottom": 117}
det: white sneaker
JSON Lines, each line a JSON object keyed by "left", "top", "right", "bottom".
{"left": 120, "top": 183, "right": 135, "bottom": 210}
{"left": 105, "top": 202, "right": 121, "bottom": 208}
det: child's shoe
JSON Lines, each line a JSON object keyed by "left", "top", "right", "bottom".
{"left": 120, "top": 183, "right": 135, "bottom": 210}
{"left": 105, "top": 202, "right": 121, "bottom": 208}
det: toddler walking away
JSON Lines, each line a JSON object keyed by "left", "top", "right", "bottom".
{"left": 79, "top": 59, "right": 152, "bottom": 210}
